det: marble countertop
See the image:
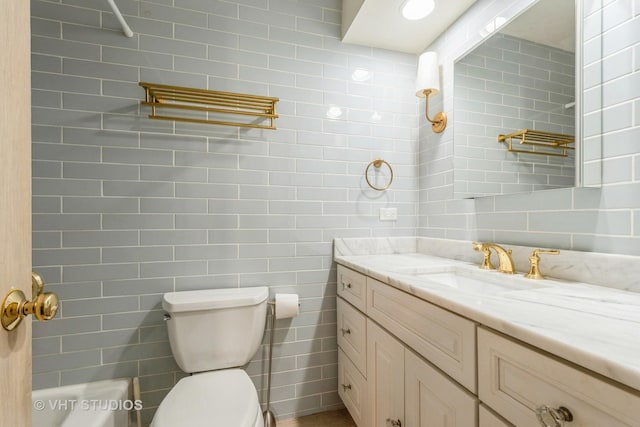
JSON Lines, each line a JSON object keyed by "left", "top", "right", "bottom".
{"left": 334, "top": 241, "right": 640, "bottom": 392}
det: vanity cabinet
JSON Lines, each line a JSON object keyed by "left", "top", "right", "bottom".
{"left": 478, "top": 328, "right": 640, "bottom": 427}
{"left": 336, "top": 255, "right": 640, "bottom": 427}
{"left": 337, "top": 265, "right": 477, "bottom": 427}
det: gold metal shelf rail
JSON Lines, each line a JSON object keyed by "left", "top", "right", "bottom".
{"left": 498, "top": 129, "right": 575, "bottom": 157}
{"left": 139, "top": 82, "right": 279, "bottom": 130}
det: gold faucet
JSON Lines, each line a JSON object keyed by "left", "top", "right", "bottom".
{"left": 525, "top": 249, "right": 560, "bottom": 279}
{"left": 472, "top": 242, "right": 515, "bottom": 274}
{"left": 471, "top": 242, "right": 495, "bottom": 270}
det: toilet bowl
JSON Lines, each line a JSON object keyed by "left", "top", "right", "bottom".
{"left": 151, "top": 287, "right": 269, "bottom": 427}
{"left": 151, "top": 370, "right": 263, "bottom": 427}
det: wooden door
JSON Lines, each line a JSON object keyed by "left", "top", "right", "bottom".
{"left": 0, "top": 0, "right": 33, "bottom": 426}
{"left": 367, "top": 320, "right": 404, "bottom": 427}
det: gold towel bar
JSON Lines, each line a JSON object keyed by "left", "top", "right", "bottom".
{"left": 139, "top": 82, "right": 279, "bottom": 130}
{"left": 498, "top": 129, "right": 574, "bottom": 157}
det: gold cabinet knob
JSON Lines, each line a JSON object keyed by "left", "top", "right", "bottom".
{"left": 1, "top": 272, "right": 59, "bottom": 331}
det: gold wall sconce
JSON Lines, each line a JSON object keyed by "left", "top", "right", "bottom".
{"left": 416, "top": 51, "right": 447, "bottom": 133}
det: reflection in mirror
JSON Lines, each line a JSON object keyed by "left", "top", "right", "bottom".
{"left": 453, "top": 0, "right": 577, "bottom": 198}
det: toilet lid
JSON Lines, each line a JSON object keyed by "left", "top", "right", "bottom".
{"left": 152, "top": 369, "right": 262, "bottom": 427}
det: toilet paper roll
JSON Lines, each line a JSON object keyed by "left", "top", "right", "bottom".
{"left": 274, "top": 293, "right": 299, "bottom": 319}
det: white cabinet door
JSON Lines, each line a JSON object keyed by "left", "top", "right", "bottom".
{"left": 367, "top": 320, "right": 404, "bottom": 427}
{"left": 479, "top": 405, "right": 512, "bottom": 427}
{"left": 405, "top": 349, "right": 477, "bottom": 427}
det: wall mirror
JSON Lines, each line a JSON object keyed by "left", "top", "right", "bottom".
{"left": 452, "top": 0, "right": 594, "bottom": 199}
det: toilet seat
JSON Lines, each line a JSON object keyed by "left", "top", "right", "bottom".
{"left": 151, "top": 369, "right": 264, "bottom": 427}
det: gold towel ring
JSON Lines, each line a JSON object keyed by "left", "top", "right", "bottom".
{"left": 365, "top": 158, "right": 393, "bottom": 191}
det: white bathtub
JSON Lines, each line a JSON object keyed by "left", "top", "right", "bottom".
{"left": 32, "top": 378, "right": 132, "bottom": 427}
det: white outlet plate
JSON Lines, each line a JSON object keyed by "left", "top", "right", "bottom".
{"left": 379, "top": 208, "right": 398, "bottom": 221}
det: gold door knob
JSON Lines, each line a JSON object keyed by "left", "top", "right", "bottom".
{"left": 24, "top": 292, "right": 59, "bottom": 322}
{"left": 1, "top": 272, "right": 59, "bottom": 331}
{"left": 32, "top": 271, "right": 45, "bottom": 298}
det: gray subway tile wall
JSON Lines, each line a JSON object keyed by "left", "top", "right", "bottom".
{"left": 30, "top": 0, "right": 417, "bottom": 423}
{"left": 418, "top": 0, "right": 640, "bottom": 254}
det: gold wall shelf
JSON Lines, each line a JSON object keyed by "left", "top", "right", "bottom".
{"left": 498, "top": 129, "right": 574, "bottom": 157}
{"left": 139, "top": 82, "right": 279, "bottom": 130}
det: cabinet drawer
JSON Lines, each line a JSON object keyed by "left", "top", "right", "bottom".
{"left": 478, "top": 328, "right": 640, "bottom": 427}
{"left": 479, "top": 404, "right": 512, "bottom": 427}
{"left": 338, "top": 348, "right": 367, "bottom": 427}
{"left": 367, "top": 278, "right": 477, "bottom": 392}
{"left": 337, "top": 264, "right": 367, "bottom": 312}
{"left": 337, "top": 297, "right": 367, "bottom": 376}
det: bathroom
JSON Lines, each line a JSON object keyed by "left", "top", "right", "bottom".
{"left": 0, "top": 0, "right": 638, "bottom": 425}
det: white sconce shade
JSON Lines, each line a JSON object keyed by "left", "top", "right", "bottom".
{"left": 415, "top": 51, "right": 440, "bottom": 97}
{"left": 415, "top": 51, "right": 447, "bottom": 133}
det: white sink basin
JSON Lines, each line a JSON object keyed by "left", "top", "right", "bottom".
{"left": 396, "top": 265, "right": 548, "bottom": 294}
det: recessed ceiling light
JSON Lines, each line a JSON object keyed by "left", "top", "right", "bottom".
{"left": 401, "top": 0, "right": 435, "bottom": 21}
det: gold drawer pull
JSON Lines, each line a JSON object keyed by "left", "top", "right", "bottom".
{"left": 341, "top": 383, "right": 352, "bottom": 391}
{"left": 340, "top": 328, "right": 351, "bottom": 336}
{"left": 386, "top": 418, "right": 402, "bottom": 427}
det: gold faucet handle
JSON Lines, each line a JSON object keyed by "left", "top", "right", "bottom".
{"left": 533, "top": 249, "right": 560, "bottom": 257}
{"left": 472, "top": 242, "right": 495, "bottom": 270}
{"left": 525, "top": 249, "right": 560, "bottom": 280}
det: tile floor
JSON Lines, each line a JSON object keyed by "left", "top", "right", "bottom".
{"left": 279, "top": 409, "right": 356, "bottom": 427}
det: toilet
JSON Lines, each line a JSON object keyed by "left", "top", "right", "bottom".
{"left": 151, "top": 286, "right": 269, "bottom": 427}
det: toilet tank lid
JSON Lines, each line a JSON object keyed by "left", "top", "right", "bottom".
{"left": 163, "top": 287, "right": 269, "bottom": 313}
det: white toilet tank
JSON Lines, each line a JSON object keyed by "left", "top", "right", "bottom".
{"left": 162, "top": 287, "right": 269, "bottom": 373}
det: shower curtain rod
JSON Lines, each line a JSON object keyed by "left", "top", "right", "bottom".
{"left": 106, "top": 0, "right": 133, "bottom": 37}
